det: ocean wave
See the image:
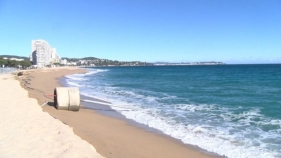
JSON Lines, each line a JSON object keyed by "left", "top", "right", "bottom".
{"left": 65, "top": 81, "right": 84, "bottom": 87}
{"left": 119, "top": 104, "right": 279, "bottom": 158}
{"left": 79, "top": 84, "right": 281, "bottom": 158}
{"left": 66, "top": 67, "right": 281, "bottom": 158}
{"left": 65, "top": 69, "right": 109, "bottom": 80}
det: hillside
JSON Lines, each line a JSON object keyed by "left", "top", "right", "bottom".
{"left": 1, "top": 55, "right": 150, "bottom": 66}
{"left": 0, "top": 55, "right": 29, "bottom": 61}
{"left": 61, "top": 57, "right": 99, "bottom": 62}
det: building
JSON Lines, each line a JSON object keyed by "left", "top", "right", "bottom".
{"left": 60, "top": 59, "right": 67, "bottom": 65}
{"left": 50, "top": 48, "right": 61, "bottom": 64}
{"left": 3, "top": 57, "right": 24, "bottom": 61}
{"left": 30, "top": 40, "right": 61, "bottom": 67}
{"left": 10, "top": 58, "right": 24, "bottom": 61}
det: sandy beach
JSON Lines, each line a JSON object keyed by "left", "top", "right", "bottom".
{"left": 0, "top": 72, "right": 103, "bottom": 158}
{"left": 14, "top": 67, "right": 221, "bottom": 158}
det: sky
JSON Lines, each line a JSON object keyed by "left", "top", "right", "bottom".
{"left": 0, "top": 0, "right": 281, "bottom": 64}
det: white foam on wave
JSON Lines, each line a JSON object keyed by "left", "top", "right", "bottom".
{"left": 65, "top": 69, "right": 109, "bottom": 87}
{"left": 95, "top": 87, "right": 160, "bottom": 106}
{"left": 77, "top": 83, "right": 281, "bottom": 158}
{"left": 66, "top": 81, "right": 83, "bottom": 87}
{"left": 117, "top": 103, "right": 280, "bottom": 158}
{"left": 66, "top": 76, "right": 87, "bottom": 81}
{"left": 65, "top": 69, "right": 109, "bottom": 80}
{"left": 65, "top": 69, "right": 281, "bottom": 158}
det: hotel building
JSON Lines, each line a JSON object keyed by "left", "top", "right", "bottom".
{"left": 30, "top": 40, "right": 61, "bottom": 67}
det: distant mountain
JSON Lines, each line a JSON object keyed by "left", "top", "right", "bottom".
{"left": 0, "top": 55, "right": 29, "bottom": 61}
{"left": 61, "top": 57, "right": 79, "bottom": 62}
{"left": 61, "top": 56, "right": 151, "bottom": 66}
{"left": 81, "top": 57, "right": 99, "bottom": 60}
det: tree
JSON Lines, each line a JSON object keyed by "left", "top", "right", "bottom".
{"left": 20, "top": 60, "right": 32, "bottom": 69}
{"left": 0, "top": 58, "right": 8, "bottom": 66}
{"left": 7, "top": 60, "right": 18, "bottom": 67}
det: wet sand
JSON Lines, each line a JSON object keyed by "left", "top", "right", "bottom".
{"left": 18, "top": 67, "right": 222, "bottom": 158}
{"left": 0, "top": 72, "right": 103, "bottom": 158}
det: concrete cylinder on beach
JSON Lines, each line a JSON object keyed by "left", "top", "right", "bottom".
{"left": 54, "top": 87, "right": 80, "bottom": 111}
{"left": 68, "top": 87, "right": 80, "bottom": 111}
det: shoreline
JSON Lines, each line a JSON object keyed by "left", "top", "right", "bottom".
{"left": 19, "top": 67, "right": 223, "bottom": 158}
{"left": 0, "top": 71, "right": 103, "bottom": 157}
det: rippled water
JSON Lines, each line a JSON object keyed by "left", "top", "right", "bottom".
{"left": 65, "top": 65, "right": 281, "bottom": 158}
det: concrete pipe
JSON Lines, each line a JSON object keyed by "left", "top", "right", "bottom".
{"left": 54, "top": 87, "right": 80, "bottom": 111}
{"left": 68, "top": 87, "right": 80, "bottom": 111}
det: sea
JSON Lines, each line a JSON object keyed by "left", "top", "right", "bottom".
{"left": 64, "top": 65, "right": 281, "bottom": 158}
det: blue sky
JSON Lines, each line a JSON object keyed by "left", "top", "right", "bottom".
{"left": 0, "top": 0, "right": 280, "bottom": 64}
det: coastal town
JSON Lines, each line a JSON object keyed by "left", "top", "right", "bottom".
{"left": 0, "top": 39, "right": 224, "bottom": 69}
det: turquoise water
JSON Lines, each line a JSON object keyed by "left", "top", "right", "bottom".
{"left": 66, "top": 65, "right": 281, "bottom": 158}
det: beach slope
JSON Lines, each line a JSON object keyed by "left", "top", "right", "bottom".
{"left": 0, "top": 73, "right": 103, "bottom": 158}
{"left": 16, "top": 67, "right": 221, "bottom": 158}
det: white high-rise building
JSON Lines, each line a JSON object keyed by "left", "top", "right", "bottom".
{"left": 30, "top": 40, "right": 61, "bottom": 67}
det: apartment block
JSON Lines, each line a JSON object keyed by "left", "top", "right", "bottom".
{"left": 30, "top": 40, "right": 61, "bottom": 67}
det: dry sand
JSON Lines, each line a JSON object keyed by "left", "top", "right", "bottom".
{"left": 0, "top": 72, "right": 103, "bottom": 158}
{"left": 16, "top": 67, "right": 222, "bottom": 158}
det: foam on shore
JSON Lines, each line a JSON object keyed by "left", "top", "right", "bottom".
{"left": 0, "top": 74, "right": 103, "bottom": 158}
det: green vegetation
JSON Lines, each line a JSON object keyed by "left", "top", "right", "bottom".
{"left": 62, "top": 57, "right": 98, "bottom": 61}
{"left": 0, "top": 57, "right": 32, "bottom": 69}
{"left": 62, "top": 57, "right": 151, "bottom": 66}
{"left": 1, "top": 55, "right": 151, "bottom": 67}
